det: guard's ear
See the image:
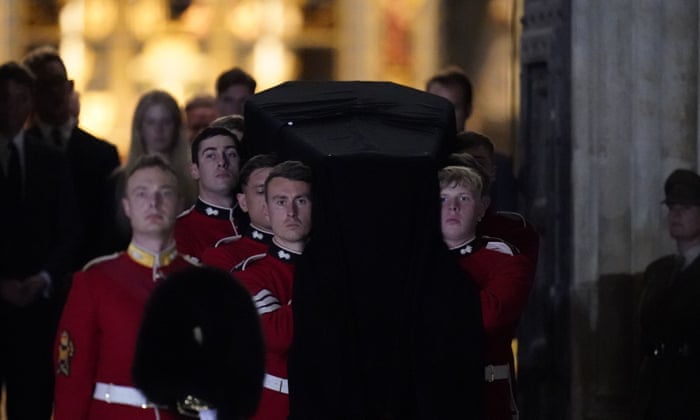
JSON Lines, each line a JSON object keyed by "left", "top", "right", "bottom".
{"left": 190, "top": 162, "right": 200, "bottom": 180}
{"left": 262, "top": 201, "right": 270, "bottom": 224}
{"left": 237, "top": 192, "right": 248, "bottom": 212}
{"left": 122, "top": 197, "right": 131, "bottom": 219}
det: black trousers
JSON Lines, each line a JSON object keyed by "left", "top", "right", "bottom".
{"left": 0, "top": 299, "right": 56, "bottom": 420}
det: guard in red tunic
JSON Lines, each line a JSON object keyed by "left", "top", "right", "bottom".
{"left": 440, "top": 165, "right": 534, "bottom": 420}
{"left": 450, "top": 132, "right": 540, "bottom": 266}
{"left": 175, "top": 126, "right": 243, "bottom": 259}
{"left": 234, "top": 161, "right": 313, "bottom": 420}
{"left": 54, "top": 155, "right": 197, "bottom": 420}
{"left": 202, "top": 154, "right": 278, "bottom": 271}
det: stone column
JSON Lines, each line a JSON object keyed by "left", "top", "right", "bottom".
{"left": 0, "top": 0, "right": 22, "bottom": 61}
{"left": 337, "top": 0, "right": 381, "bottom": 80}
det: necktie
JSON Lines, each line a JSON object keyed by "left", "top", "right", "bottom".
{"left": 52, "top": 127, "right": 63, "bottom": 148}
{"left": 7, "top": 141, "right": 22, "bottom": 200}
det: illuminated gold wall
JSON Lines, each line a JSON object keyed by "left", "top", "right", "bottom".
{"left": 0, "top": 0, "right": 520, "bottom": 160}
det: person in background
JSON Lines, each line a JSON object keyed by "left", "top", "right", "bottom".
{"left": 215, "top": 67, "right": 256, "bottom": 117}
{"left": 427, "top": 66, "right": 518, "bottom": 212}
{"left": 0, "top": 60, "right": 79, "bottom": 420}
{"left": 426, "top": 65, "right": 472, "bottom": 133}
{"left": 175, "top": 126, "right": 243, "bottom": 259}
{"left": 124, "top": 90, "right": 196, "bottom": 206}
{"left": 53, "top": 155, "right": 198, "bottom": 420}
{"left": 184, "top": 93, "right": 217, "bottom": 142}
{"left": 202, "top": 153, "right": 279, "bottom": 270}
{"left": 234, "top": 160, "right": 313, "bottom": 420}
{"left": 634, "top": 168, "right": 700, "bottom": 420}
{"left": 22, "top": 45, "right": 120, "bottom": 266}
{"left": 439, "top": 165, "right": 533, "bottom": 420}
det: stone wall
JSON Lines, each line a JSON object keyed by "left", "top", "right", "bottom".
{"left": 570, "top": 1, "right": 699, "bottom": 419}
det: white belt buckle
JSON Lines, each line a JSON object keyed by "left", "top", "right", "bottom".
{"left": 486, "top": 365, "right": 495, "bottom": 383}
{"left": 104, "top": 383, "right": 112, "bottom": 404}
{"left": 264, "top": 373, "right": 289, "bottom": 394}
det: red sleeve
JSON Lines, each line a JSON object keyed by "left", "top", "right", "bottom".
{"left": 477, "top": 252, "right": 534, "bottom": 332}
{"left": 53, "top": 270, "right": 100, "bottom": 420}
{"left": 235, "top": 267, "right": 294, "bottom": 355}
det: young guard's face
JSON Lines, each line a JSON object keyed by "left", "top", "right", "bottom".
{"left": 237, "top": 167, "right": 273, "bottom": 230}
{"left": 440, "top": 183, "right": 485, "bottom": 248}
{"left": 191, "top": 134, "right": 240, "bottom": 197}
{"left": 264, "top": 177, "right": 312, "bottom": 252}
{"left": 122, "top": 166, "right": 180, "bottom": 237}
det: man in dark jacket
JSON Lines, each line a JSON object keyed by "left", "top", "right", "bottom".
{"left": 635, "top": 168, "right": 700, "bottom": 419}
{"left": 22, "top": 46, "right": 120, "bottom": 266}
{"left": 0, "top": 61, "right": 79, "bottom": 420}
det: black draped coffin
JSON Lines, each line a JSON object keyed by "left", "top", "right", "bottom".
{"left": 245, "top": 81, "right": 484, "bottom": 420}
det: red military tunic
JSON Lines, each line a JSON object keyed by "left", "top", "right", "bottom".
{"left": 477, "top": 208, "right": 540, "bottom": 267}
{"left": 175, "top": 198, "right": 241, "bottom": 259}
{"left": 201, "top": 224, "right": 273, "bottom": 271}
{"left": 451, "top": 236, "right": 534, "bottom": 420}
{"left": 234, "top": 242, "right": 297, "bottom": 420}
{"left": 53, "top": 243, "right": 196, "bottom": 420}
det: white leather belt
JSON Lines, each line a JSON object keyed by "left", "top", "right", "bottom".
{"left": 263, "top": 373, "right": 289, "bottom": 394}
{"left": 93, "top": 382, "right": 160, "bottom": 409}
{"left": 484, "top": 364, "right": 510, "bottom": 383}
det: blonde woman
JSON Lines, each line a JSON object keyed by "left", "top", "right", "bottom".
{"left": 124, "top": 90, "right": 196, "bottom": 206}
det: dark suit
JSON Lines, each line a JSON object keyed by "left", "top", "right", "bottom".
{"left": 491, "top": 152, "right": 518, "bottom": 212}
{"left": 26, "top": 125, "right": 120, "bottom": 265}
{"left": 634, "top": 253, "right": 700, "bottom": 419}
{"left": 0, "top": 131, "right": 80, "bottom": 419}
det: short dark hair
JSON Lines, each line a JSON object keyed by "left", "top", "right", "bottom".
{"left": 0, "top": 61, "right": 35, "bottom": 89}
{"left": 239, "top": 154, "right": 279, "bottom": 188}
{"left": 446, "top": 152, "right": 491, "bottom": 196}
{"left": 215, "top": 68, "right": 256, "bottom": 96}
{"left": 455, "top": 131, "right": 494, "bottom": 157}
{"left": 190, "top": 126, "right": 240, "bottom": 164}
{"left": 427, "top": 66, "right": 473, "bottom": 119}
{"left": 22, "top": 45, "right": 67, "bottom": 77}
{"left": 264, "top": 160, "right": 312, "bottom": 199}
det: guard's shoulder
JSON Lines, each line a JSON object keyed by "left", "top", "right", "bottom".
{"left": 82, "top": 252, "right": 121, "bottom": 271}
{"left": 482, "top": 236, "right": 517, "bottom": 256}
{"left": 233, "top": 253, "right": 267, "bottom": 272}
{"left": 181, "top": 254, "right": 202, "bottom": 266}
{"left": 495, "top": 211, "right": 527, "bottom": 228}
{"left": 214, "top": 235, "right": 242, "bottom": 248}
{"left": 176, "top": 206, "right": 195, "bottom": 219}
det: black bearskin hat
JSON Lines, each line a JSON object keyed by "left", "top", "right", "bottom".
{"left": 132, "top": 265, "right": 264, "bottom": 420}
